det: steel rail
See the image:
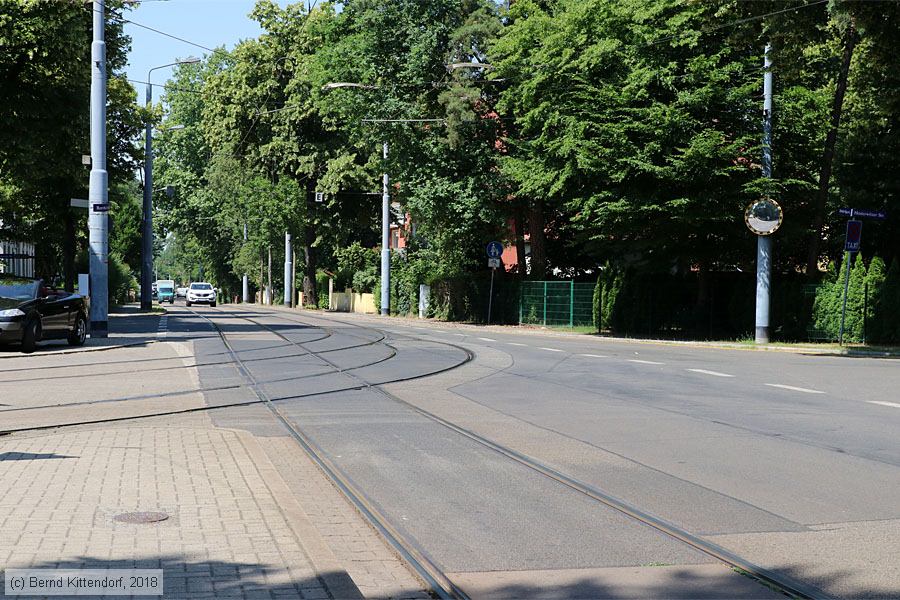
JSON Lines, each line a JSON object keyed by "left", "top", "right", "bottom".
{"left": 194, "top": 307, "right": 471, "bottom": 600}
{"left": 235, "top": 305, "right": 833, "bottom": 600}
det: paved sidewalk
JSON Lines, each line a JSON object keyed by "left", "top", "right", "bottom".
{"left": 0, "top": 425, "right": 351, "bottom": 599}
{"left": 0, "top": 323, "right": 428, "bottom": 599}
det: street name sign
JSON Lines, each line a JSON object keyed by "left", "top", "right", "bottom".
{"left": 92, "top": 203, "right": 110, "bottom": 213}
{"left": 838, "top": 208, "right": 886, "bottom": 220}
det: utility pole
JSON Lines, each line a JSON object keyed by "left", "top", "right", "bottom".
{"left": 141, "top": 81, "right": 153, "bottom": 312}
{"left": 284, "top": 232, "right": 292, "bottom": 307}
{"left": 88, "top": 0, "right": 109, "bottom": 337}
{"left": 755, "top": 44, "right": 774, "bottom": 344}
{"left": 381, "top": 142, "right": 390, "bottom": 316}
{"left": 242, "top": 223, "right": 249, "bottom": 303}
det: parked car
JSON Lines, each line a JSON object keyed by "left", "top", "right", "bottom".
{"left": 176, "top": 287, "right": 188, "bottom": 299}
{"left": 0, "top": 276, "right": 89, "bottom": 353}
{"left": 185, "top": 282, "right": 216, "bottom": 307}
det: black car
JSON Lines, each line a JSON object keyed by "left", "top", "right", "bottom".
{"left": 0, "top": 276, "right": 89, "bottom": 353}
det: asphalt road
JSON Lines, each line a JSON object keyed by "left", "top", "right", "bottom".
{"left": 6, "top": 303, "right": 897, "bottom": 599}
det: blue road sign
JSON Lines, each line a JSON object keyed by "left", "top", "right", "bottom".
{"left": 486, "top": 241, "right": 503, "bottom": 258}
{"left": 845, "top": 220, "right": 862, "bottom": 252}
{"left": 838, "top": 208, "right": 886, "bottom": 220}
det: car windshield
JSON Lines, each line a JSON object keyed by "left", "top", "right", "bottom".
{"left": 0, "top": 278, "right": 39, "bottom": 301}
{"left": 159, "top": 286, "right": 174, "bottom": 293}
{"left": 191, "top": 283, "right": 213, "bottom": 290}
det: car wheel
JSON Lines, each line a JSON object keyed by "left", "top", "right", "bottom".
{"left": 210, "top": 302, "right": 216, "bottom": 308}
{"left": 68, "top": 314, "right": 87, "bottom": 346}
{"left": 21, "top": 319, "right": 40, "bottom": 354}
{"left": 186, "top": 301, "right": 191, "bottom": 307}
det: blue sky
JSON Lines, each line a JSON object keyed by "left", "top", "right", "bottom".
{"left": 122, "top": 0, "right": 289, "bottom": 96}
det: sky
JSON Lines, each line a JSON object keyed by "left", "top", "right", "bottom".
{"left": 122, "top": 0, "right": 289, "bottom": 96}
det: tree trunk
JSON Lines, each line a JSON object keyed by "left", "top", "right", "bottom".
{"left": 302, "top": 181, "right": 318, "bottom": 307}
{"left": 806, "top": 21, "right": 857, "bottom": 275}
{"left": 514, "top": 202, "right": 527, "bottom": 276}
{"left": 259, "top": 254, "right": 264, "bottom": 304}
{"left": 528, "top": 197, "right": 547, "bottom": 279}
{"left": 267, "top": 246, "right": 272, "bottom": 305}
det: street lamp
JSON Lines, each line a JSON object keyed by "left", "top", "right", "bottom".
{"left": 141, "top": 57, "right": 199, "bottom": 311}
{"left": 322, "top": 82, "right": 391, "bottom": 316}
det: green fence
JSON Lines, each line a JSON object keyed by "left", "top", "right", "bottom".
{"left": 520, "top": 281, "right": 594, "bottom": 328}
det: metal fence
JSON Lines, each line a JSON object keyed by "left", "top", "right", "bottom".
{"left": 520, "top": 281, "right": 594, "bottom": 328}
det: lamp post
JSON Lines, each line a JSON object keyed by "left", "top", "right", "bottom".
{"left": 320, "top": 82, "right": 450, "bottom": 316}
{"left": 141, "top": 57, "right": 199, "bottom": 311}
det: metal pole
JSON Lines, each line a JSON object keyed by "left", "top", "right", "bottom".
{"left": 839, "top": 251, "right": 853, "bottom": 345}
{"left": 755, "top": 44, "right": 774, "bottom": 344}
{"left": 569, "top": 280, "right": 574, "bottom": 328}
{"left": 487, "top": 267, "right": 495, "bottom": 324}
{"left": 284, "top": 231, "right": 292, "bottom": 307}
{"left": 88, "top": 0, "right": 108, "bottom": 337}
{"left": 141, "top": 79, "right": 153, "bottom": 311}
{"left": 242, "top": 223, "right": 249, "bottom": 303}
{"left": 380, "top": 142, "right": 390, "bottom": 316}
{"left": 267, "top": 246, "right": 272, "bottom": 305}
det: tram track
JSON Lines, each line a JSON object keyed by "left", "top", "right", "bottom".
{"left": 209, "top": 305, "right": 832, "bottom": 600}
{"left": 0, "top": 304, "right": 832, "bottom": 599}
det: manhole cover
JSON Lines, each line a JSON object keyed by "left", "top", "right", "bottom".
{"left": 113, "top": 511, "right": 169, "bottom": 524}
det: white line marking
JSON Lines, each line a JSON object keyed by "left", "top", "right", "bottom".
{"left": 868, "top": 401, "right": 900, "bottom": 409}
{"left": 433, "top": 329, "right": 448, "bottom": 333}
{"left": 477, "top": 337, "right": 496, "bottom": 342}
{"left": 539, "top": 347, "right": 564, "bottom": 352}
{"left": 765, "top": 384, "right": 825, "bottom": 394}
{"left": 507, "top": 342, "right": 527, "bottom": 347}
{"left": 452, "top": 333, "right": 466, "bottom": 337}
{"left": 578, "top": 353, "right": 608, "bottom": 358}
{"left": 687, "top": 368, "right": 734, "bottom": 378}
{"left": 628, "top": 359, "right": 664, "bottom": 365}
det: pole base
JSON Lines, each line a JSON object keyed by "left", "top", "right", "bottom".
{"left": 755, "top": 326, "right": 769, "bottom": 344}
{"left": 90, "top": 321, "right": 108, "bottom": 339}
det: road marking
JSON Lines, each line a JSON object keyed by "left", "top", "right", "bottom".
{"left": 157, "top": 315, "right": 168, "bottom": 339}
{"left": 507, "top": 342, "right": 527, "bottom": 347}
{"left": 477, "top": 337, "right": 496, "bottom": 342}
{"left": 578, "top": 353, "right": 608, "bottom": 358}
{"left": 765, "top": 384, "right": 825, "bottom": 394}
{"left": 539, "top": 347, "right": 564, "bottom": 352}
{"left": 687, "top": 368, "right": 734, "bottom": 378}
{"left": 868, "top": 401, "right": 900, "bottom": 409}
{"left": 452, "top": 333, "right": 466, "bottom": 337}
{"left": 628, "top": 359, "right": 664, "bottom": 365}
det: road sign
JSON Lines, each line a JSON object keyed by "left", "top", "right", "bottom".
{"left": 92, "top": 203, "right": 110, "bottom": 213}
{"left": 838, "top": 208, "right": 886, "bottom": 220}
{"left": 486, "top": 241, "right": 503, "bottom": 258}
{"left": 845, "top": 220, "right": 862, "bottom": 252}
{"left": 744, "top": 198, "right": 783, "bottom": 236}
{"left": 488, "top": 258, "right": 500, "bottom": 269}
{"left": 70, "top": 198, "right": 89, "bottom": 209}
